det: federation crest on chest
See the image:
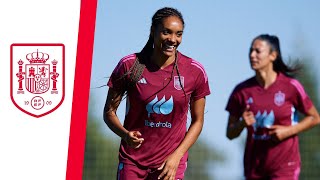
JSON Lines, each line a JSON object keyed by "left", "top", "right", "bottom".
{"left": 174, "top": 76, "right": 184, "bottom": 90}
{"left": 274, "top": 90, "right": 285, "bottom": 106}
{"left": 11, "top": 44, "right": 65, "bottom": 118}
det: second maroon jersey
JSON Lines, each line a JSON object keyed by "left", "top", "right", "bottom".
{"left": 108, "top": 52, "right": 211, "bottom": 168}
{"left": 226, "top": 73, "right": 313, "bottom": 177}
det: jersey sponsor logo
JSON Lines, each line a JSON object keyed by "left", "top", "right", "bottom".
{"left": 253, "top": 110, "right": 275, "bottom": 140}
{"left": 274, "top": 91, "right": 285, "bottom": 106}
{"left": 145, "top": 120, "right": 172, "bottom": 128}
{"left": 254, "top": 110, "right": 275, "bottom": 129}
{"left": 146, "top": 95, "right": 173, "bottom": 117}
{"left": 174, "top": 76, "right": 184, "bottom": 90}
{"left": 253, "top": 134, "right": 271, "bottom": 140}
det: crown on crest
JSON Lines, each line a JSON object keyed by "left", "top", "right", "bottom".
{"left": 18, "top": 59, "right": 24, "bottom": 65}
{"left": 51, "top": 59, "right": 58, "bottom": 65}
{"left": 26, "top": 49, "right": 49, "bottom": 63}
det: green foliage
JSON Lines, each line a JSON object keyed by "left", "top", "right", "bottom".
{"left": 186, "top": 140, "right": 225, "bottom": 180}
{"left": 296, "top": 60, "right": 320, "bottom": 180}
{"left": 83, "top": 113, "right": 119, "bottom": 180}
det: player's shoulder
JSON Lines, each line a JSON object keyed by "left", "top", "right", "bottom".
{"left": 278, "top": 73, "right": 307, "bottom": 95}
{"left": 231, "top": 76, "right": 257, "bottom": 93}
{"left": 277, "top": 73, "right": 302, "bottom": 89}
{"left": 178, "top": 52, "right": 205, "bottom": 72}
{"left": 178, "top": 52, "right": 208, "bottom": 83}
{"left": 119, "top": 53, "right": 137, "bottom": 65}
{"left": 178, "top": 52, "right": 192, "bottom": 62}
{"left": 113, "top": 53, "right": 138, "bottom": 73}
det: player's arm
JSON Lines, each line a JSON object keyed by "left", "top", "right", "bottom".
{"left": 226, "top": 115, "right": 246, "bottom": 140}
{"left": 176, "top": 97, "right": 205, "bottom": 157}
{"left": 103, "top": 88, "right": 144, "bottom": 148}
{"left": 291, "top": 105, "right": 320, "bottom": 133}
{"left": 158, "top": 97, "right": 206, "bottom": 180}
{"left": 269, "top": 105, "right": 320, "bottom": 141}
{"left": 227, "top": 105, "right": 256, "bottom": 140}
{"left": 103, "top": 87, "right": 128, "bottom": 139}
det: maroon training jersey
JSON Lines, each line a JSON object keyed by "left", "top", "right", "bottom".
{"left": 108, "top": 51, "right": 211, "bottom": 168}
{"left": 226, "top": 73, "right": 313, "bottom": 177}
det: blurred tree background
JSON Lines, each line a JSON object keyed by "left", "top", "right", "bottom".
{"left": 289, "top": 36, "right": 320, "bottom": 180}
{"left": 296, "top": 60, "right": 320, "bottom": 180}
{"left": 83, "top": 107, "right": 118, "bottom": 180}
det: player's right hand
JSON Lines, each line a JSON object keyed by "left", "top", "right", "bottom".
{"left": 242, "top": 105, "right": 256, "bottom": 127}
{"left": 124, "top": 131, "right": 144, "bottom": 149}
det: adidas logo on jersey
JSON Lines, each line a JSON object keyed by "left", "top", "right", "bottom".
{"left": 246, "top": 97, "right": 253, "bottom": 104}
{"left": 138, "top": 78, "right": 147, "bottom": 84}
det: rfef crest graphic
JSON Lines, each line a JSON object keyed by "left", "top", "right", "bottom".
{"left": 174, "top": 76, "right": 184, "bottom": 90}
{"left": 274, "top": 91, "right": 285, "bottom": 107}
{"left": 11, "top": 44, "right": 65, "bottom": 118}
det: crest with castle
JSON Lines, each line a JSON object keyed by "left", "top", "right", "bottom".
{"left": 16, "top": 49, "right": 60, "bottom": 94}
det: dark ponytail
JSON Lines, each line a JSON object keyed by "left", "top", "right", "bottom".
{"left": 253, "top": 34, "right": 302, "bottom": 77}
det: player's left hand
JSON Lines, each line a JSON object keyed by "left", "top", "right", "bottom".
{"left": 157, "top": 153, "right": 181, "bottom": 180}
{"left": 268, "top": 125, "right": 293, "bottom": 142}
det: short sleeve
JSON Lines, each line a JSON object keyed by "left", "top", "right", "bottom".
{"left": 190, "top": 61, "right": 211, "bottom": 101}
{"left": 107, "top": 54, "right": 136, "bottom": 91}
{"left": 225, "top": 86, "right": 244, "bottom": 118}
{"left": 290, "top": 79, "right": 313, "bottom": 115}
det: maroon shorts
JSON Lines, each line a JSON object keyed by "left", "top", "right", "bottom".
{"left": 246, "top": 161, "right": 300, "bottom": 180}
{"left": 116, "top": 161, "right": 187, "bottom": 180}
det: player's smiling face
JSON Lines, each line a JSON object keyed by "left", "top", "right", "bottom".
{"left": 249, "top": 39, "right": 277, "bottom": 71}
{"left": 152, "top": 16, "right": 184, "bottom": 57}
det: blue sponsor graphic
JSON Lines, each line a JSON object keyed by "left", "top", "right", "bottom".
{"left": 253, "top": 134, "right": 271, "bottom": 140}
{"left": 146, "top": 95, "right": 173, "bottom": 117}
{"left": 253, "top": 110, "right": 275, "bottom": 140}
{"left": 253, "top": 110, "right": 275, "bottom": 130}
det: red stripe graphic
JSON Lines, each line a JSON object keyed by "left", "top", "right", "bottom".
{"left": 26, "top": 78, "right": 35, "bottom": 93}
{"left": 65, "top": 0, "right": 97, "bottom": 180}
